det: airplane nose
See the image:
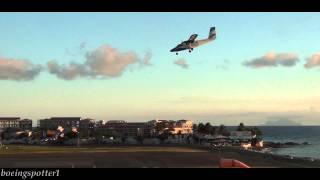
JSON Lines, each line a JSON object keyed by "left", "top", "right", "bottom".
{"left": 170, "top": 48, "right": 176, "bottom": 52}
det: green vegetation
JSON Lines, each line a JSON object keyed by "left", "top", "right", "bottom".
{"left": 196, "top": 123, "right": 229, "bottom": 136}
{"left": 218, "top": 124, "right": 230, "bottom": 136}
{"left": 236, "top": 122, "right": 247, "bottom": 131}
{"left": 250, "top": 126, "right": 263, "bottom": 136}
{"left": 237, "top": 122, "right": 263, "bottom": 136}
{"left": 196, "top": 122, "right": 263, "bottom": 136}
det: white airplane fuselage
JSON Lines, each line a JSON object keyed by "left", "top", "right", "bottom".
{"left": 189, "top": 37, "right": 215, "bottom": 49}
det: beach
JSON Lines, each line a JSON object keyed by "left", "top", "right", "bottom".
{"left": 0, "top": 145, "right": 319, "bottom": 168}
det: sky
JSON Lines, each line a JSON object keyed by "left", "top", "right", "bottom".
{"left": 1, "top": 12, "right": 320, "bottom": 125}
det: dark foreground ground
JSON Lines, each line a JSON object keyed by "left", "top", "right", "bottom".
{"left": 0, "top": 145, "right": 319, "bottom": 168}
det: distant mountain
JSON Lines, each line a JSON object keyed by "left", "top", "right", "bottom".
{"left": 262, "top": 119, "right": 302, "bottom": 126}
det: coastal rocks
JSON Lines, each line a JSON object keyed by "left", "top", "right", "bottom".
{"left": 302, "top": 142, "right": 310, "bottom": 145}
{"left": 284, "top": 142, "right": 299, "bottom": 146}
{"left": 264, "top": 142, "right": 283, "bottom": 148}
{"left": 265, "top": 141, "right": 310, "bottom": 148}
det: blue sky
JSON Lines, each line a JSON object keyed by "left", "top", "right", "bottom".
{"left": 1, "top": 12, "right": 320, "bottom": 125}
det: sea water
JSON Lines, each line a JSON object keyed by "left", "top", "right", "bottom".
{"left": 258, "top": 126, "right": 320, "bottom": 159}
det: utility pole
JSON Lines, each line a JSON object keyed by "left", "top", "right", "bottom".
{"left": 77, "top": 132, "right": 80, "bottom": 147}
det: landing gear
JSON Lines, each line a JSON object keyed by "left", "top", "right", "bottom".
{"left": 191, "top": 48, "right": 193, "bottom": 51}
{"left": 176, "top": 52, "right": 178, "bottom": 55}
{"left": 189, "top": 50, "right": 191, "bottom": 53}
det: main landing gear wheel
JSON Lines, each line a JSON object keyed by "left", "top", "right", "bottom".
{"left": 176, "top": 52, "right": 178, "bottom": 55}
{"left": 189, "top": 50, "right": 191, "bottom": 53}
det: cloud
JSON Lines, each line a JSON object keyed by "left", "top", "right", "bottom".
{"left": 65, "top": 42, "right": 87, "bottom": 57}
{"left": 65, "top": 48, "right": 76, "bottom": 57}
{"left": 216, "top": 59, "right": 230, "bottom": 70}
{"left": 0, "top": 57, "right": 42, "bottom": 81}
{"left": 47, "top": 60, "right": 89, "bottom": 80}
{"left": 263, "top": 117, "right": 302, "bottom": 126}
{"left": 243, "top": 52, "right": 299, "bottom": 68}
{"left": 174, "top": 59, "right": 189, "bottom": 69}
{"left": 142, "top": 51, "right": 152, "bottom": 65}
{"left": 48, "top": 44, "right": 151, "bottom": 80}
{"left": 85, "top": 44, "right": 140, "bottom": 77}
{"left": 79, "top": 42, "right": 86, "bottom": 50}
{"left": 304, "top": 52, "right": 320, "bottom": 69}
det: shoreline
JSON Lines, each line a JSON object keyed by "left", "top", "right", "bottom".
{"left": 210, "top": 146, "right": 320, "bottom": 167}
{"left": 262, "top": 141, "right": 319, "bottom": 161}
{"left": 246, "top": 147, "right": 320, "bottom": 162}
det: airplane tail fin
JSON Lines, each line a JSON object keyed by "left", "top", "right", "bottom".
{"left": 208, "top": 27, "right": 216, "bottom": 40}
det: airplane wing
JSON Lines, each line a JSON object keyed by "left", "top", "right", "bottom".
{"left": 188, "top": 34, "right": 198, "bottom": 42}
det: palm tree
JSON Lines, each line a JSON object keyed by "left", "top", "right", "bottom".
{"left": 251, "top": 126, "right": 263, "bottom": 136}
{"left": 237, "top": 122, "right": 246, "bottom": 131}
{"left": 218, "top": 125, "right": 229, "bottom": 136}
{"left": 204, "top": 122, "right": 212, "bottom": 134}
{"left": 197, "top": 123, "right": 205, "bottom": 134}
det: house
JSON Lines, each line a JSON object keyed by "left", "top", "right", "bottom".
{"left": 79, "top": 118, "right": 95, "bottom": 138}
{"left": 19, "top": 119, "right": 32, "bottom": 130}
{"left": 39, "top": 117, "right": 81, "bottom": 130}
{"left": 229, "top": 131, "right": 253, "bottom": 141}
{"left": 0, "top": 117, "right": 32, "bottom": 131}
{"left": 170, "top": 120, "right": 193, "bottom": 135}
{"left": 149, "top": 119, "right": 193, "bottom": 135}
{"left": 0, "top": 117, "right": 20, "bottom": 129}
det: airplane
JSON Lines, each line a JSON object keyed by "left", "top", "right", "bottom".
{"left": 170, "top": 27, "right": 216, "bottom": 55}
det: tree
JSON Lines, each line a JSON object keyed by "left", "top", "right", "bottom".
{"left": 218, "top": 125, "right": 229, "bottom": 136}
{"left": 193, "top": 124, "right": 198, "bottom": 131}
{"left": 210, "top": 126, "right": 216, "bottom": 135}
{"left": 204, "top": 123, "right": 212, "bottom": 134}
{"left": 64, "top": 131, "right": 74, "bottom": 140}
{"left": 197, "top": 123, "right": 205, "bottom": 134}
{"left": 251, "top": 126, "right": 263, "bottom": 136}
{"left": 197, "top": 123, "right": 216, "bottom": 135}
{"left": 237, "top": 122, "right": 247, "bottom": 131}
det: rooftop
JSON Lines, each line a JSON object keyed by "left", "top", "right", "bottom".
{"left": 0, "top": 117, "right": 20, "bottom": 121}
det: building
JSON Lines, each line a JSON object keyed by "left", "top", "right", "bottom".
{"left": 95, "top": 120, "right": 154, "bottom": 138}
{"left": 170, "top": 120, "right": 193, "bottom": 134}
{"left": 39, "top": 117, "right": 81, "bottom": 130}
{"left": 95, "top": 120, "right": 126, "bottom": 137}
{"left": 229, "top": 131, "right": 253, "bottom": 140}
{"left": 144, "top": 120, "right": 158, "bottom": 137}
{"left": 19, "top": 119, "right": 33, "bottom": 130}
{"left": 0, "top": 117, "right": 32, "bottom": 131}
{"left": 104, "top": 121, "right": 146, "bottom": 137}
{"left": 0, "top": 117, "right": 20, "bottom": 129}
{"left": 125, "top": 122, "right": 145, "bottom": 137}
{"left": 79, "top": 118, "right": 95, "bottom": 137}
{"left": 95, "top": 120, "right": 106, "bottom": 128}
{"left": 148, "top": 119, "right": 175, "bottom": 135}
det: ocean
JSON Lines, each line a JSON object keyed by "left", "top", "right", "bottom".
{"left": 226, "top": 126, "right": 320, "bottom": 159}
{"left": 258, "top": 126, "right": 320, "bottom": 159}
